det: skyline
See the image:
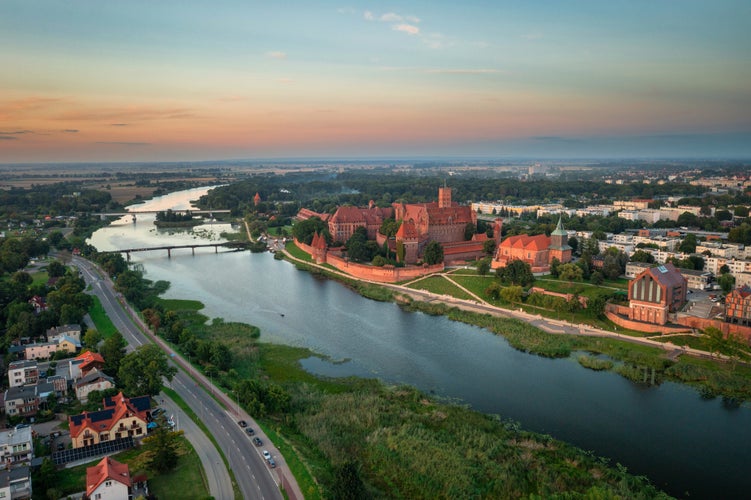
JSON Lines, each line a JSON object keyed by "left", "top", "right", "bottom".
{"left": 1, "top": 1, "right": 750, "bottom": 163}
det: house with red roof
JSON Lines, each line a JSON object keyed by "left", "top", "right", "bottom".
{"left": 84, "top": 456, "right": 132, "bottom": 500}
{"left": 70, "top": 351, "right": 106, "bottom": 379}
{"left": 69, "top": 392, "right": 151, "bottom": 449}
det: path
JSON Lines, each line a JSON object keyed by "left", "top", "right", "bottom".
{"left": 281, "top": 244, "right": 730, "bottom": 363}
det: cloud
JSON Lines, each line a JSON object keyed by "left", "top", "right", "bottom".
{"left": 0, "top": 130, "right": 34, "bottom": 135}
{"left": 363, "top": 10, "right": 374, "bottom": 21}
{"left": 393, "top": 24, "right": 419, "bottom": 35}
{"left": 0, "top": 136, "right": 18, "bottom": 140}
{"left": 380, "top": 12, "right": 402, "bottom": 22}
{"left": 267, "top": 51, "right": 287, "bottom": 59}
{"left": 337, "top": 7, "right": 355, "bottom": 15}
{"left": 95, "top": 141, "right": 151, "bottom": 146}
{"left": 63, "top": 129, "right": 79, "bottom": 133}
{"left": 111, "top": 123, "right": 128, "bottom": 126}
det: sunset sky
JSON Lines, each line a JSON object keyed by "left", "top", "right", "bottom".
{"left": 1, "top": 1, "right": 750, "bottom": 162}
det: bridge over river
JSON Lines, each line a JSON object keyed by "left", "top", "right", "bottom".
{"left": 102, "top": 241, "right": 250, "bottom": 260}
{"left": 91, "top": 209, "right": 231, "bottom": 222}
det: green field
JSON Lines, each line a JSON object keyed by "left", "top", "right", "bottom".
{"left": 406, "top": 275, "right": 476, "bottom": 301}
{"left": 88, "top": 295, "right": 118, "bottom": 339}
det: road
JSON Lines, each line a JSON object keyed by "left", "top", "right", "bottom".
{"left": 73, "top": 256, "right": 290, "bottom": 500}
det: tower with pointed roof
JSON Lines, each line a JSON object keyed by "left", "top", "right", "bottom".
{"left": 548, "top": 216, "right": 572, "bottom": 265}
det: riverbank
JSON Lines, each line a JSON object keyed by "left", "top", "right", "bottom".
{"left": 282, "top": 241, "right": 751, "bottom": 402}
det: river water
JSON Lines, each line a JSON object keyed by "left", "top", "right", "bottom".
{"left": 89, "top": 187, "right": 751, "bottom": 499}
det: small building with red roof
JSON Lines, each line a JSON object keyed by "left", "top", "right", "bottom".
{"left": 628, "top": 263, "right": 687, "bottom": 325}
{"left": 85, "top": 456, "right": 132, "bottom": 500}
{"left": 491, "top": 217, "right": 571, "bottom": 273}
{"left": 69, "top": 392, "right": 151, "bottom": 449}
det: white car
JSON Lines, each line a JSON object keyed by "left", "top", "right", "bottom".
{"left": 262, "top": 450, "right": 271, "bottom": 461}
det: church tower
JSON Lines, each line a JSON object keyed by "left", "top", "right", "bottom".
{"left": 548, "top": 216, "right": 572, "bottom": 264}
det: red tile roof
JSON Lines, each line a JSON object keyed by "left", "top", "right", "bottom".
{"left": 396, "top": 219, "right": 418, "bottom": 239}
{"left": 86, "top": 456, "right": 131, "bottom": 496}
{"left": 69, "top": 392, "right": 149, "bottom": 440}
{"left": 499, "top": 234, "right": 550, "bottom": 252}
{"left": 75, "top": 351, "right": 105, "bottom": 374}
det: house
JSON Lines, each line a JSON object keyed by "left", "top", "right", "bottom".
{"left": 46, "top": 324, "right": 81, "bottom": 343}
{"left": 28, "top": 295, "right": 46, "bottom": 314}
{"left": 725, "top": 286, "right": 751, "bottom": 327}
{"left": 3, "top": 383, "right": 55, "bottom": 418}
{"left": 23, "top": 336, "right": 79, "bottom": 360}
{"left": 84, "top": 456, "right": 132, "bottom": 500}
{"left": 75, "top": 371, "right": 116, "bottom": 403}
{"left": 70, "top": 351, "right": 106, "bottom": 380}
{"left": 677, "top": 268, "right": 713, "bottom": 290}
{"left": 0, "top": 427, "right": 33, "bottom": 468}
{"left": 625, "top": 262, "right": 653, "bottom": 279}
{"left": 69, "top": 392, "right": 151, "bottom": 449}
{"left": 0, "top": 466, "right": 32, "bottom": 500}
{"left": 628, "top": 263, "right": 688, "bottom": 325}
{"left": 7, "top": 361, "right": 38, "bottom": 388}
{"left": 492, "top": 217, "right": 572, "bottom": 273}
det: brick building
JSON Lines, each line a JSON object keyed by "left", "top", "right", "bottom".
{"left": 725, "top": 286, "right": 751, "bottom": 327}
{"left": 492, "top": 217, "right": 571, "bottom": 273}
{"left": 628, "top": 263, "right": 687, "bottom": 325}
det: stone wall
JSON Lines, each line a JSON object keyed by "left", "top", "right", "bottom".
{"left": 528, "top": 287, "right": 589, "bottom": 307}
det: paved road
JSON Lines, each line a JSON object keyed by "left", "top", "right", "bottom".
{"left": 73, "top": 256, "right": 290, "bottom": 500}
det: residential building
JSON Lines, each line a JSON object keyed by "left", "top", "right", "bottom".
{"left": 625, "top": 262, "right": 653, "bottom": 279}
{"left": 628, "top": 263, "right": 688, "bottom": 325}
{"left": 0, "top": 467, "right": 32, "bottom": 500}
{"left": 0, "top": 427, "right": 33, "bottom": 469}
{"left": 725, "top": 286, "right": 751, "bottom": 327}
{"left": 3, "top": 383, "right": 54, "bottom": 418}
{"left": 22, "top": 336, "right": 79, "bottom": 360}
{"left": 69, "top": 393, "right": 151, "bottom": 449}
{"left": 7, "top": 362, "right": 38, "bottom": 388}
{"left": 85, "top": 456, "right": 132, "bottom": 500}
{"left": 70, "top": 351, "right": 106, "bottom": 380}
{"left": 46, "top": 324, "right": 81, "bottom": 343}
{"left": 75, "top": 371, "right": 116, "bottom": 403}
{"left": 677, "top": 268, "right": 713, "bottom": 290}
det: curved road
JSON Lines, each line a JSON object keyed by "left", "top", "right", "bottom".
{"left": 73, "top": 256, "right": 293, "bottom": 500}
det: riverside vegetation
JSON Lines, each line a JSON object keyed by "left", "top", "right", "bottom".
{"left": 95, "top": 251, "right": 672, "bottom": 499}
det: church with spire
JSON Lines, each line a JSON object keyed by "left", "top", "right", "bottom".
{"left": 491, "top": 216, "right": 572, "bottom": 273}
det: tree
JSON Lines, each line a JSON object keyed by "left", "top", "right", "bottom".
{"left": 558, "top": 263, "right": 584, "bottom": 281}
{"left": 146, "top": 424, "right": 180, "bottom": 473}
{"left": 590, "top": 271, "right": 605, "bottom": 286}
{"left": 464, "top": 222, "right": 476, "bottom": 241}
{"left": 733, "top": 205, "right": 749, "bottom": 218}
{"left": 602, "top": 250, "right": 628, "bottom": 280}
{"left": 720, "top": 264, "right": 730, "bottom": 275}
{"left": 100, "top": 332, "right": 127, "bottom": 376}
{"left": 496, "top": 259, "right": 534, "bottom": 287}
{"left": 678, "top": 233, "right": 697, "bottom": 254}
{"left": 83, "top": 329, "right": 103, "bottom": 350}
{"left": 718, "top": 273, "right": 735, "bottom": 294}
{"left": 46, "top": 260, "right": 67, "bottom": 278}
{"left": 379, "top": 218, "right": 401, "bottom": 237}
{"left": 567, "top": 236, "right": 579, "bottom": 255}
{"left": 476, "top": 258, "right": 490, "bottom": 276}
{"left": 291, "top": 216, "right": 330, "bottom": 245}
{"left": 550, "top": 257, "right": 561, "bottom": 278}
{"left": 500, "top": 285, "right": 523, "bottom": 304}
{"left": 485, "top": 282, "right": 502, "bottom": 300}
{"left": 630, "top": 250, "right": 655, "bottom": 264}
{"left": 423, "top": 241, "right": 444, "bottom": 265}
{"left": 482, "top": 239, "right": 496, "bottom": 256}
{"left": 118, "top": 344, "right": 177, "bottom": 396}
{"left": 677, "top": 211, "right": 699, "bottom": 228}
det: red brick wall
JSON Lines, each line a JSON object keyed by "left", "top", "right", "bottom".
{"left": 326, "top": 253, "right": 444, "bottom": 283}
{"left": 528, "top": 287, "right": 589, "bottom": 307}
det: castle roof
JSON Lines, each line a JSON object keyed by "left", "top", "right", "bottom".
{"left": 329, "top": 206, "right": 392, "bottom": 225}
{"left": 86, "top": 456, "right": 131, "bottom": 496}
{"left": 396, "top": 219, "right": 419, "bottom": 240}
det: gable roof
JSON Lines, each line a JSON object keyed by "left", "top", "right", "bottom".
{"left": 499, "top": 234, "right": 550, "bottom": 252}
{"left": 637, "top": 262, "right": 687, "bottom": 288}
{"left": 75, "top": 370, "right": 115, "bottom": 389}
{"left": 75, "top": 351, "right": 105, "bottom": 372}
{"left": 69, "top": 392, "right": 150, "bottom": 439}
{"left": 86, "top": 456, "right": 131, "bottom": 495}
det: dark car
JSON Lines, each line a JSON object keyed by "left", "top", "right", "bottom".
{"left": 57, "top": 443, "right": 65, "bottom": 451}
{"left": 245, "top": 427, "right": 255, "bottom": 436}
{"left": 238, "top": 420, "right": 247, "bottom": 428}
{"left": 268, "top": 458, "right": 276, "bottom": 468}
{"left": 253, "top": 437, "right": 262, "bottom": 446}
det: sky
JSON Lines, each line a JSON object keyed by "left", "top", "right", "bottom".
{"left": 1, "top": 0, "right": 750, "bottom": 163}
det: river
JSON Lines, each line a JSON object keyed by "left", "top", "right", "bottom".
{"left": 89, "top": 187, "right": 751, "bottom": 499}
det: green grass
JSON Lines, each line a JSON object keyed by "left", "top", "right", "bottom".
{"left": 54, "top": 433, "right": 210, "bottom": 499}
{"left": 406, "top": 276, "right": 475, "bottom": 301}
{"left": 286, "top": 241, "right": 313, "bottom": 262}
{"left": 88, "top": 295, "right": 118, "bottom": 339}
{"left": 577, "top": 355, "right": 614, "bottom": 371}
{"left": 31, "top": 270, "right": 50, "bottom": 286}
{"left": 157, "top": 298, "right": 205, "bottom": 311}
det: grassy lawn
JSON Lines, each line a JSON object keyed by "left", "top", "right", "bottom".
{"left": 31, "top": 270, "right": 50, "bottom": 287}
{"left": 286, "top": 241, "right": 313, "bottom": 262}
{"left": 406, "top": 276, "right": 475, "bottom": 301}
{"left": 54, "top": 433, "right": 209, "bottom": 499}
{"left": 88, "top": 295, "right": 118, "bottom": 339}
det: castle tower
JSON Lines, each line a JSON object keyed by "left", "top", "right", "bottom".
{"left": 548, "top": 216, "right": 572, "bottom": 264}
{"left": 253, "top": 192, "right": 261, "bottom": 206}
{"left": 493, "top": 218, "right": 503, "bottom": 245}
{"left": 438, "top": 185, "right": 452, "bottom": 208}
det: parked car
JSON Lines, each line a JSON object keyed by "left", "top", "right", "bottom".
{"left": 57, "top": 443, "right": 65, "bottom": 451}
{"left": 151, "top": 408, "right": 164, "bottom": 417}
{"left": 268, "top": 458, "right": 276, "bottom": 468}
{"left": 262, "top": 450, "right": 271, "bottom": 461}
{"left": 245, "top": 427, "right": 255, "bottom": 436}
{"left": 238, "top": 420, "right": 248, "bottom": 428}
{"left": 253, "top": 437, "right": 262, "bottom": 446}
